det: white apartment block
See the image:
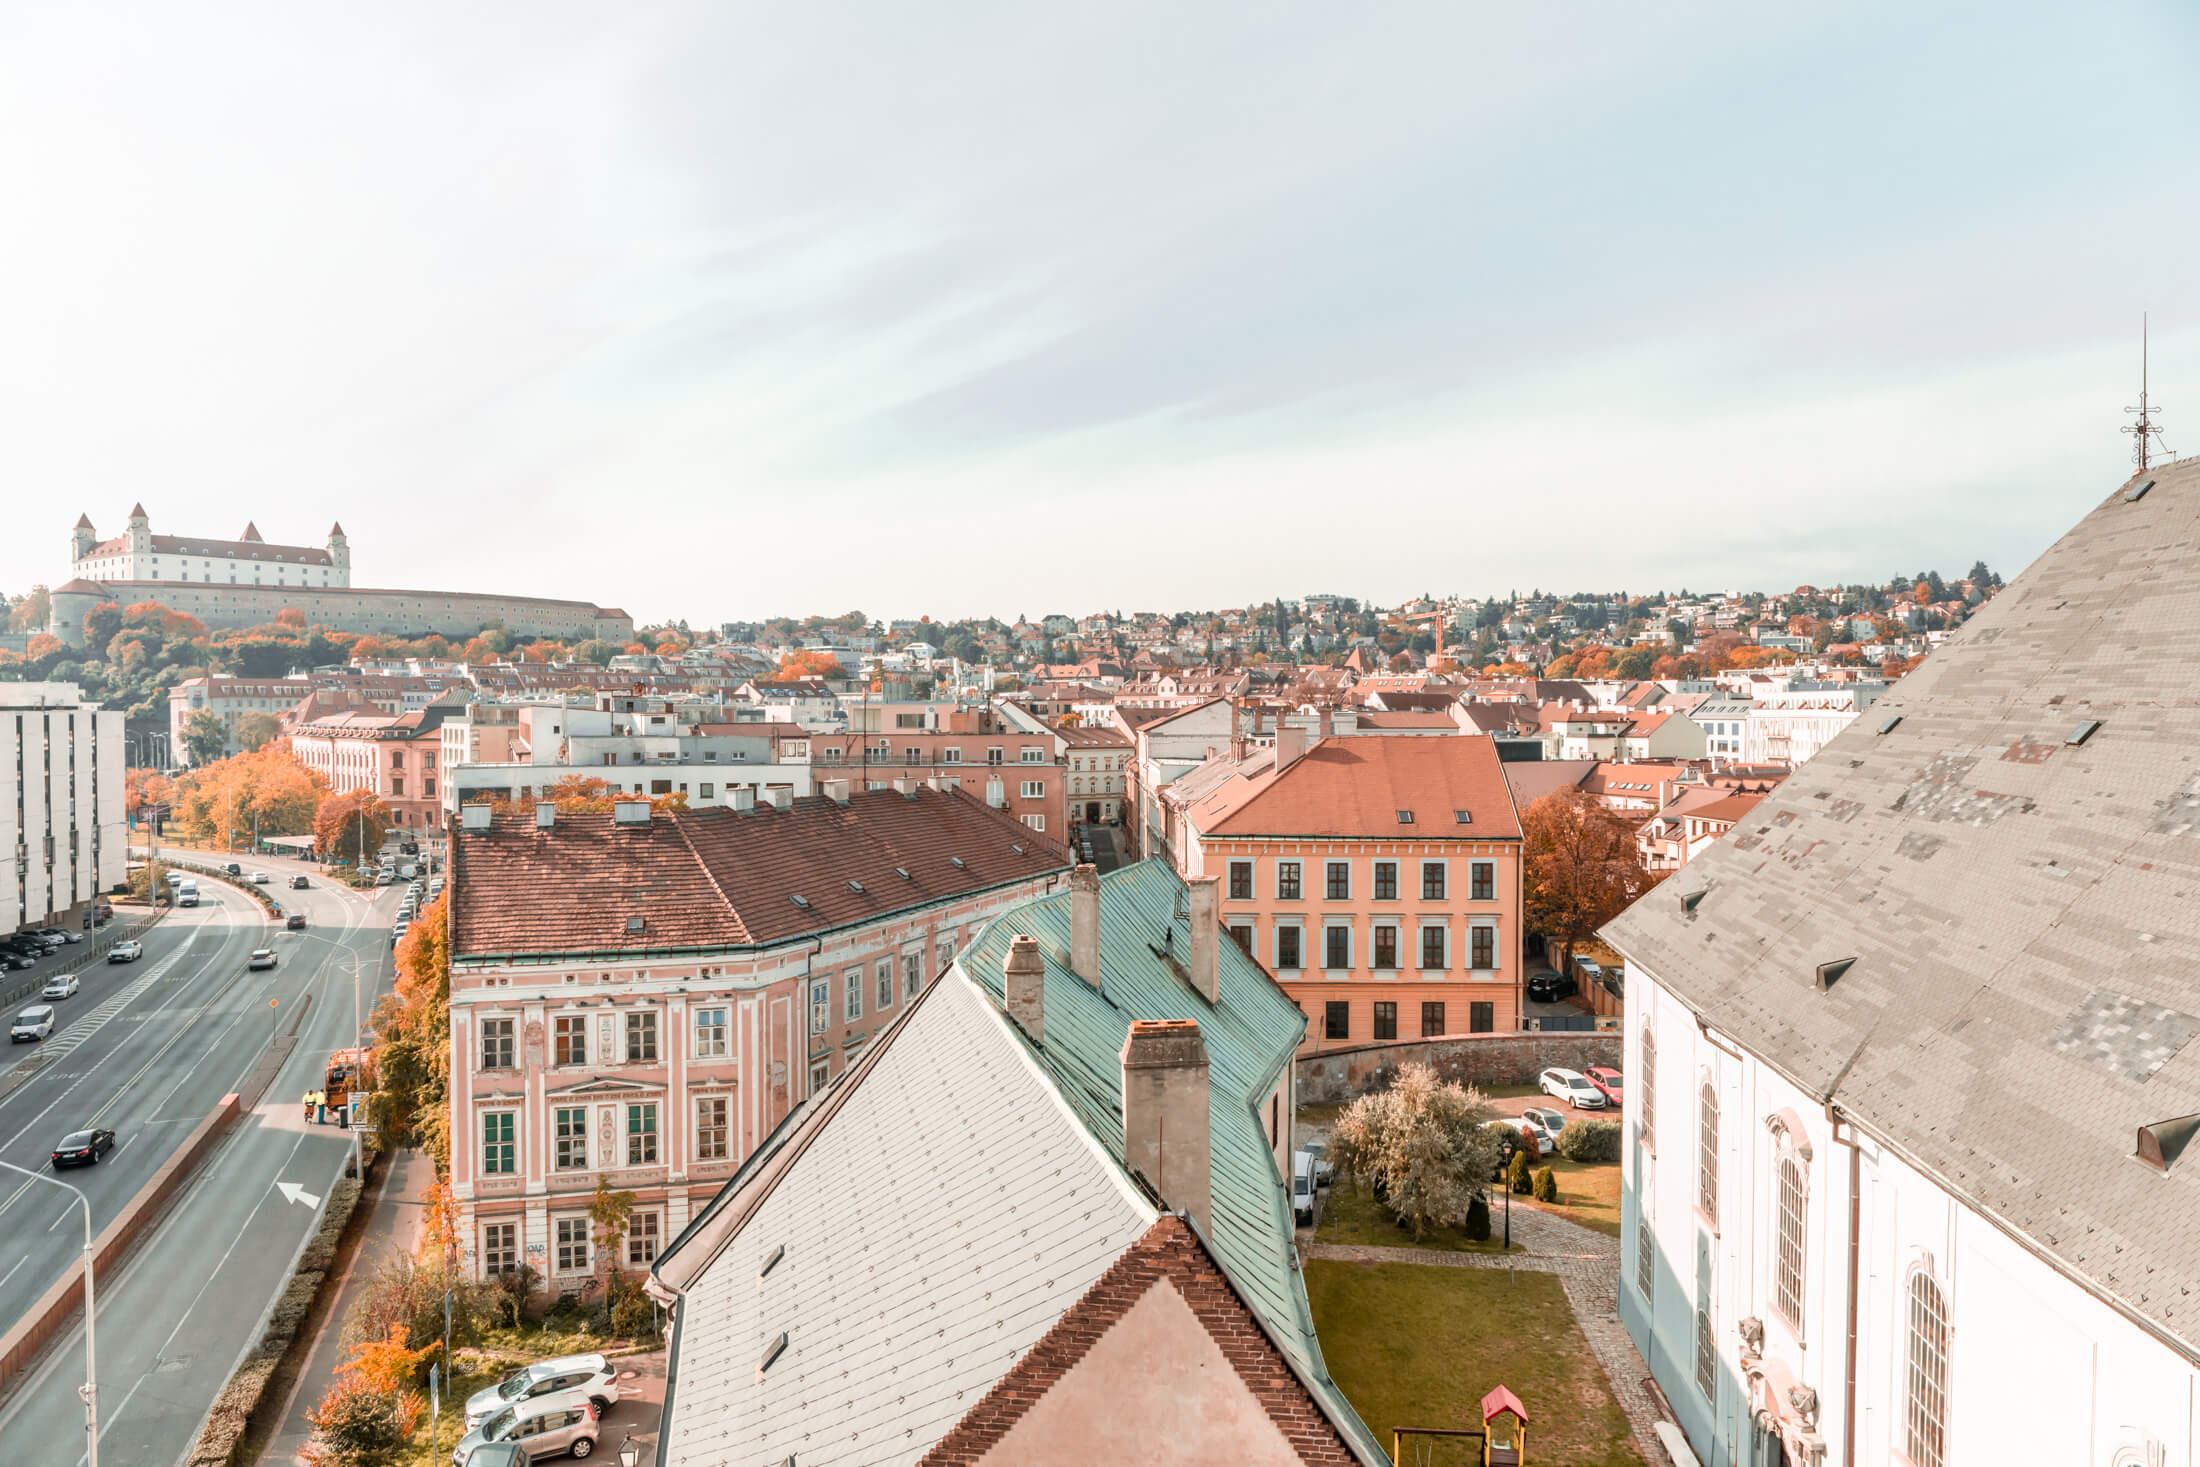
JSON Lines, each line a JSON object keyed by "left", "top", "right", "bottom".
{"left": 1741, "top": 683, "right": 1884, "bottom": 768}
{"left": 1, "top": 684, "right": 126, "bottom": 934}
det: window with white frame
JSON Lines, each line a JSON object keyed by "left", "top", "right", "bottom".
{"left": 480, "top": 1017, "right": 514, "bottom": 1070}
{"left": 554, "top": 1014, "right": 586, "bottom": 1065}
{"left": 1020, "top": 747, "right": 1046, "bottom": 763}
{"left": 1419, "top": 924, "right": 1446, "bottom": 969}
{"left": 1470, "top": 924, "right": 1496, "bottom": 970}
{"left": 626, "top": 1010, "right": 658, "bottom": 1063}
{"left": 1469, "top": 860, "right": 1495, "bottom": 901}
{"left": 905, "top": 950, "right": 923, "bottom": 998}
{"left": 936, "top": 937, "right": 954, "bottom": 972}
{"left": 808, "top": 979, "right": 829, "bottom": 1035}
{"left": 1021, "top": 814, "right": 1046, "bottom": 831}
{"left": 554, "top": 1107, "right": 588, "bottom": 1170}
{"left": 481, "top": 1111, "right": 515, "bottom": 1175}
{"left": 482, "top": 1222, "right": 518, "bottom": 1276}
{"left": 1371, "top": 923, "right": 1399, "bottom": 969}
{"left": 696, "top": 1096, "right": 728, "bottom": 1160}
{"left": 1420, "top": 860, "right": 1446, "bottom": 900}
{"left": 627, "top": 1103, "right": 658, "bottom": 1164}
{"left": 1274, "top": 924, "right": 1302, "bottom": 970}
{"left": 1323, "top": 924, "right": 1351, "bottom": 970}
{"left": 556, "top": 1216, "right": 589, "bottom": 1274}
{"left": 1019, "top": 780, "right": 1045, "bottom": 799}
{"left": 694, "top": 1007, "right": 728, "bottom": 1059}
{"left": 1906, "top": 1270, "right": 1949, "bottom": 1467}
{"left": 1697, "top": 1079, "right": 1719, "bottom": 1220}
{"left": 628, "top": 1210, "right": 661, "bottom": 1266}
{"left": 844, "top": 967, "right": 863, "bottom": 1022}
{"left": 809, "top": 1058, "right": 830, "bottom": 1092}
{"left": 877, "top": 956, "right": 894, "bottom": 1011}
{"left": 1775, "top": 1157, "right": 1805, "bottom": 1327}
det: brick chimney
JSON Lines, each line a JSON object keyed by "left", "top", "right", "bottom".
{"left": 1121, "top": 1019, "right": 1211, "bottom": 1236}
{"left": 1186, "top": 874, "right": 1219, "bottom": 1004}
{"left": 1070, "top": 864, "right": 1101, "bottom": 987}
{"left": 1004, "top": 934, "right": 1045, "bottom": 1045}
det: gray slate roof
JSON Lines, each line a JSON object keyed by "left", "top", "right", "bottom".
{"left": 1604, "top": 458, "right": 2200, "bottom": 1361}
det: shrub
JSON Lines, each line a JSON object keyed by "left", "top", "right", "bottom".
{"left": 612, "top": 1286, "right": 656, "bottom": 1341}
{"left": 1555, "top": 1117, "right": 1622, "bottom": 1163}
{"left": 1464, "top": 1195, "right": 1491, "bottom": 1242}
{"left": 1507, "top": 1150, "right": 1533, "bottom": 1195}
{"left": 1534, "top": 1167, "right": 1559, "bottom": 1203}
{"left": 1326, "top": 1064, "right": 1503, "bottom": 1239}
{"left": 1518, "top": 1126, "right": 1542, "bottom": 1163}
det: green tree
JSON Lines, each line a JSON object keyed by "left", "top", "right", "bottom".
{"left": 181, "top": 709, "right": 229, "bottom": 766}
{"left": 1326, "top": 1064, "right": 1503, "bottom": 1239}
{"left": 6, "top": 585, "right": 50, "bottom": 635}
{"left": 572, "top": 638, "right": 618, "bottom": 666}
{"left": 233, "top": 712, "right": 281, "bottom": 751}
{"left": 590, "top": 1176, "right": 638, "bottom": 1278}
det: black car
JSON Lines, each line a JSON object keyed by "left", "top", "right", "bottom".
{"left": 223, "top": 862, "right": 242, "bottom": 876}
{"left": 52, "top": 1128, "right": 116, "bottom": 1168}
{"left": 286, "top": 913, "right": 307, "bottom": 931}
{"left": 290, "top": 875, "right": 310, "bottom": 890}
{"left": 1525, "top": 971, "right": 1578, "bottom": 1004}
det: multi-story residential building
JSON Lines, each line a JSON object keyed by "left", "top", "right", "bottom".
{"left": 733, "top": 679, "right": 841, "bottom": 729}
{"left": 1608, "top": 467, "right": 2200, "bottom": 1467}
{"left": 443, "top": 785, "right": 1071, "bottom": 1283}
{"left": 1173, "top": 730, "right": 1526, "bottom": 1047}
{"left": 643, "top": 858, "right": 1387, "bottom": 1465}
{"left": 442, "top": 697, "right": 813, "bottom": 813}
{"left": 1686, "top": 693, "right": 1751, "bottom": 764}
{"left": 169, "top": 675, "right": 315, "bottom": 765}
{"left": 1741, "top": 679, "right": 1886, "bottom": 767}
{"left": 289, "top": 706, "right": 459, "bottom": 832}
{"left": 1, "top": 683, "right": 125, "bottom": 935}
{"left": 809, "top": 704, "right": 1063, "bottom": 835}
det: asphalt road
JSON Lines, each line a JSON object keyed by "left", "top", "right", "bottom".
{"left": 0, "top": 848, "right": 403, "bottom": 1467}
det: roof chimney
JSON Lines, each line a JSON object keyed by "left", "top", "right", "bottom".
{"left": 763, "top": 788, "right": 792, "bottom": 811}
{"left": 893, "top": 778, "right": 919, "bottom": 799}
{"left": 1070, "top": 864, "right": 1101, "bottom": 987}
{"left": 730, "top": 787, "right": 755, "bottom": 813}
{"left": 1186, "top": 874, "right": 1220, "bottom": 1004}
{"left": 535, "top": 802, "right": 556, "bottom": 828}
{"left": 1274, "top": 723, "right": 1305, "bottom": 772}
{"left": 821, "top": 778, "right": 851, "bottom": 805}
{"left": 613, "top": 800, "right": 650, "bottom": 824}
{"left": 1121, "top": 1020, "right": 1211, "bottom": 1236}
{"left": 1004, "top": 934, "right": 1045, "bottom": 1046}
{"left": 460, "top": 804, "right": 493, "bottom": 831}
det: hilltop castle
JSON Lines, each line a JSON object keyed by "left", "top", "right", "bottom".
{"left": 51, "top": 506, "right": 631, "bottom": 647}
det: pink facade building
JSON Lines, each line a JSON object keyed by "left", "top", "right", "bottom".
{"left": 444, "top": 785, "right": 1071, "bottom": 1284}
{"left": 288, "top": 705, "right": 457, "bottom": 832}
{"left": 810, "top": 703, "right": 1065, "bottom": 836}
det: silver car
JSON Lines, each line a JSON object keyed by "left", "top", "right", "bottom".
{"left": 454, "top": 1392, "right": 600, "bottom": 1463}
{"left": 464, "top": 1353, "right": 618, "bottom": 1429}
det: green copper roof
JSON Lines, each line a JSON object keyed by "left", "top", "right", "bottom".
{"left": 963, "top": 858, "right": 1383, "bottom": 1461}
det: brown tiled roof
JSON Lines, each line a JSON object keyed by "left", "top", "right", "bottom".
{"left": 450, "top": 787, "right": 1072, "bottom": 958}
{"left": 1500, "top": 758, "right": 1597, "bottom": 808}
{"left": 920, "top": 1215, "right": 1361, "bottom": 1467}
{"left": 1207, "top": 736, "right": 1522, "bottom": 840}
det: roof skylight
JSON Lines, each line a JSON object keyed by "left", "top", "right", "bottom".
{"left": 2067, "top": 720, "right": 2102, "bottom": 746}
{"left": 949, "top": 856, "right": 965, "bottom": 869}
{"left": 1395, "top": 809, "right": 1415, "bottom": 823}
{"left": 790, "top": 894, "right": 810, "bottom": 909}
{"left": 1452, "top": 809, "right": 1471, "bottom": 824}
{"left": 846, "top": 880, "right": 865, "bottom": 894}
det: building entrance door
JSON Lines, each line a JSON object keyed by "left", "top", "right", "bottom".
{"left": 1086, "top": 802, "right": 1100, "bottom": 823}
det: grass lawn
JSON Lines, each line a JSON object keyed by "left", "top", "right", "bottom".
{"left": 1315, "top": 1181, "right": 1521, "bottom": 1254}
{"left": 1524, "top": 1156, "right": 1622, "bottom": 1238}
{"left": 1306, "top": 1259, "right": 1644, "bottom": 1467}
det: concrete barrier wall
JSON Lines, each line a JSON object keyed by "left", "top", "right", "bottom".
{"left": 0, "top": 1091, "right": 243, "bottom": 1401}
{"left": 1296, "top": 1031, "right": 1624, "bottom": 1106}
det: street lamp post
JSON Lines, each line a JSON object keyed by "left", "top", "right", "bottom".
{"left": 0, "top": 1161, "right": 98, "bottom": 1467}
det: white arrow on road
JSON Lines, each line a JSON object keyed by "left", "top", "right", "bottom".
{"left": 276, "top": 1180, "right": 322, "bottom": 1208}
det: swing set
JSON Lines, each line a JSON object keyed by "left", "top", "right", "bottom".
{"left": 1391, "top": 1385, "right": 1528, "bottom": 1467}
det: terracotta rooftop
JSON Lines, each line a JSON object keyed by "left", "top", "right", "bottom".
{"left": 450, "top": 787, "right": 1073, "bottom": 958}
{"left": 1206, "top": 735, "right": 1521, "bottom": 840}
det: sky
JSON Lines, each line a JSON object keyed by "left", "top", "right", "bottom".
{"left": 3, "top": 2, "right": 2198, "bottom": 627}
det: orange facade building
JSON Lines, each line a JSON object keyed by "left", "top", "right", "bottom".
{"left": 1177, "top": 730, "right": 1524, "bottom": 1050}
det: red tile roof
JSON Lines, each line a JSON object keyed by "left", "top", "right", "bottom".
{"left": 450, "top": 786, "right": 1073, "bottom": 959}
{"left": 1206, "top": 736, "right": 1521, "bottom": 840}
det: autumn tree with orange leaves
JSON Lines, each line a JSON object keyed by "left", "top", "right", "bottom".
{"left": 1521, "top": 788, "right": 1662, "bottom": 979}
{"left": 776, "top": 648, "right": 845, "bottom": 679}
{"left": 315, "top": 789, "right": 394, "bottom": 866}
{"left": 369, "top": 892, "right": 450, "bottom": 1173}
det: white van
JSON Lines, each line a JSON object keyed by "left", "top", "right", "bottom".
{"left": 1290, "top": 1149, "right": 1317, "bottom": 1225}
{"left": 177, "top": 879, "right": 200, "bottom": 908}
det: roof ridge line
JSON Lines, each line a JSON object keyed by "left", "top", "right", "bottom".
{"left": 667, "top": 809, "right": 751, "bottom": 945}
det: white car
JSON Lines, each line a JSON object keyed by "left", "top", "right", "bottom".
{"left": 40, "top": 975, "right": 79, "bottom": 1000}
{"left": 11, "top": 1006, "right": 56, "bottom": 1042}
{"left": 463, "top": 1353, "right": 620, "bottom": 1429}
{"left": 107, "top": 940, "right": 143, "bottom": 964}
{"left": 1539, "top": 1067, "right": 1610, "bottom": 1110}
{"left": 251, "top": 871, "right": 270, "bottom": 884}
{"left": 1495, "top": 1113, "right": 1559, "bottom": 1152}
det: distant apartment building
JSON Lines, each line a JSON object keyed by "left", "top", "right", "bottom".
{"left": 2, "top": 684, "right": 125, "bottom": 934}
{"left": 810, "top": 704, "right": 1063, "bottom": 835}
{"left": 289, "top": 706, "right": 459, "bottom": 832}
{"left": 1173, "top": 731, "right": 1527, "bottom": 1047}
{"left": 443, "top": 787, "right": 1071, "bottom": 1283}
{"left": 443, "top": 697, "right": 814, "bottom": 812}
{"left": 1743, "top": 680, "right": 1886, "bottom": 767}
{"left": 169, "top": 675, "right": 315, "bottom": 765}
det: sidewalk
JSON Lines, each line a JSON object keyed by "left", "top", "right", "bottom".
{"left": 259, "top": 1145, "right": 436, "bottom": 1465}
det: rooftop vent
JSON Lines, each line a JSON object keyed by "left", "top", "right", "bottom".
{"left": 895, "top": 866, "right": 911, "bottom": 881}
{"left": 1010, "top": 844, "right": 1024, "bottom": 855}
{"left": 846, "top": 880, "right": 865, "bottom": 894}
{"left": 1453, "top": 809, "right": 1472, "bottom": 824}
{"left": 1396, "top": 809, "right": 1415, "bottom": 824}
{"left": 759, "top": 1332, "right": 789, "bottom": 1373}
{"left": 1680, "top": 888, "right": 1708, "bottom": 917}
{"left": 2137, "top": 1114, "right": 2200, "bottom": 1173}
{"left": 2127, "top": 477, "right": 2156, "bottom": 502}
{"left": 1815, "top": 956, "right": 1856, "bottom": 992}
{"left": 535, "top": 803, "right": 556, "bottom": 828}
{"left": 759, "top": 1242, "right": 785, "bottom": 1279}
{"left": 1877, "top": 715, "right": 1903, "bottom": 735}
{"left": 626, "top": 916, "right": 645, "bottom": 934}
{"left": 790, "top": 894, "right": 810, "bottom": 910}
{"left": 949, "top": 856, "right": 966, "bottom": 869}
{"left": 612, "top": 800, "right": 650, "bottom": 824}
{"left": 460, "top": 804, "right": 493, "bottom": 831}
{"left": 2067, "top": 720, "right": 2102, "bottom": 746}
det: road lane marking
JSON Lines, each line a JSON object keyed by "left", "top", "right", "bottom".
{"left": 275, "top": 1180, "right": 322, "bottom": 1208}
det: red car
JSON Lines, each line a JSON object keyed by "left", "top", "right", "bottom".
{"left": 1585, "top": 1065, "right": 1625, "bottom": 1106}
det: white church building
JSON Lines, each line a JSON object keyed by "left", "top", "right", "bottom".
{"left": 1606, "top": 459, "right": 2200, "bottom": 1467}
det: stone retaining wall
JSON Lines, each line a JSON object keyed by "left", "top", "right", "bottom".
{"left": 1296, "top": 1030, "right": 1623, "bottom": 1105}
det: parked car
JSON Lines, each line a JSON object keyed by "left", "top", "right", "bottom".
{"left": 1584, "top": 1065, "right": 1625, "bottom": 1105}
{"left": 11, "top": 1006, "right": 56, "bottom": 1042}
{"left": 108, "top": 940, "right": 143, "bottom": 964}
{"left": 40, "top": 974, "right": 79, "bottom": 1000}
{"left": 93, "top": 902, "right": 113, "bottom": 922}
{"left": 1539, "top": 1067, "right": 1609, "bottom": 1110}
{"left": 248, "top": 949, "right": 278, "bottom": 971}
{"left": 223, "top": 862, "right": 242, "bottom": 876}
{"left": 286, "top": 913, "right": 308, "bottom": 931}
{"left": 1302, "top": 1140, "right": 1335, "bottom": 1188}
{"left": 453, "top": 1394, "right": 600, "bottom": 1464}
{"left": 35, "top": 927, "right": 84, "bottom": 946}
{"left": 1290, "top": 1149, "right": 1316, "bottom": 1225}
{"left": 1525, "top": 970, "right": 1577, "bottom": 1004}
{"left": 391, "top": 924, "right": 410, "bottom": 949}
{"left": 0, "top": 949, "right": 37, "bottom": 971}
{"left": 251, "top": 871, "right": 270, "bottom": 885}
{"left": 51, "top": 1128, "right": 115, "bottom": 1168}
{"left": 463, "top": 1353, "right": 619, "bottom": 1429}
{"left": 374, "top": 871, "right": 394, "bottom": 886}
{"left": 1573, "top": 955, "right": 1605, "bottom": 986}
{"left": 290, "top": 875, "right": 311, "bottom": 890}
{"left": 1496, "top": 1113, "right": 1557, "bottom": 1153}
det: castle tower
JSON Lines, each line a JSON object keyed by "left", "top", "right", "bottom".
{"left": 72, "top": 513, "right": 95, "bottom": 567}
{"left": 328, "top": 522, "right": 350, "bottom": 586}
{"left": 125, "top": 502, "right": 151, "bottom": 566}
